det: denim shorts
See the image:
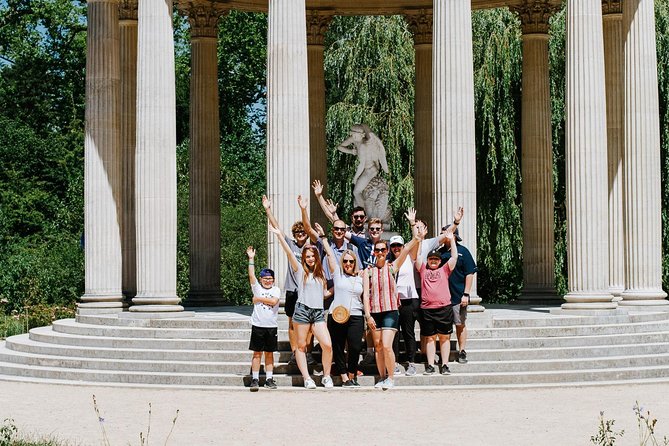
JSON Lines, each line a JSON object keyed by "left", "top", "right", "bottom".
{"left": 292, "top": 302, "right": 326, "bottom": 325}
{"left": 371, "top": 310, "right": 399, "bottom": 331}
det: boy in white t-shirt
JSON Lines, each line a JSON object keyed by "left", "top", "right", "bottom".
{"left": 246, "top": 246, "right": 281, "bottom": 391}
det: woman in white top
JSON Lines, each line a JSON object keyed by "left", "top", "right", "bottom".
{"left": 317, "top": 222, "right": 369, "bottom": 388}
{"left": 269, "top": 224, "right": 334, "bottom": 389}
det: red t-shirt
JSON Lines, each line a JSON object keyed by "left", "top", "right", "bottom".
{"left": 419, "top": 263, "right": 453, "bottom": 309}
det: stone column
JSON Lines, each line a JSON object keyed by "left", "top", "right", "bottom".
{"left": 266, "top": 0, "right": 311, "bottom": 288}
{"left": 182, "top": 1, "right": 225, "bottom": 307}
{"left": 603, "top": 1, "right": 625, "bottom": 300}
{"left": 620, "top": 0, "right": 668, "bottom": 306}
{"left": 307, "top": 10, "right": 333, "bottom": 226}
{"left": 514, "top": 1, "right": 559, "bottom": 303}
{"left": 405, "top": 9, "right": 433, "bottom": 231}
{"left": 79, "top": 0, "right": 125, "bottom": 314}
{"left": 562, "top": 0, "right": 615, "bottom": 310}
{"left": 131, "top": 0, "right": 182, "bottom": 312}
{"left": 119, "top": 0, "right": 138, "bottom": 301}
{"left": 433, "top": 0, "right": 483, "bottom": 311}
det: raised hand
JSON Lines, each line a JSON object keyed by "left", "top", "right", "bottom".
{"left": 314, "top": 222, "right": 326, "bottom": 238}
{"left": 268, "top": 224, "right": 282, "bottom": 236}
{"left": 415, "top": 224, "right": 428, "bottom": 240}
{"left": 444, "top": 229, "right": 455, "bottom": 242}
{"left": 404, "top": 207, "right": 416, "bottom": 225}
{"left": 312, "top": 180, "right": 323, "bottom": 196}
{"left": 262, "top": 195, "right": 272, "bottom": 210}
{"left": 324, "top": 199, "right": 338, "bottom": 216}
{"left": 297, "top": 194, "right": 308, "bottom": 210}
{"left": 246, "top": 246, "right": 256, "bottom": 259}
{"left": 454, "top": 206, "right": 464, "bottom": 224}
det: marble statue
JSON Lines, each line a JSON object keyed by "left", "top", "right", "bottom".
{"left": 336, "top": 124, "right": 392, "bottom": 223}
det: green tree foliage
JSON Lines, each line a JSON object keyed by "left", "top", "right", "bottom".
{"left": 657, "top": 0, "right": 669, "bottom": 290}
{"left": 324, "top": 16, "right": 415, "bottom": 231}
{"left": 472, "top": 8, "right": 523, "bottom": 302}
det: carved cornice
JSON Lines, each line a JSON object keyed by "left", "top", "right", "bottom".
{"left": 404, "top": 9, "right": 432, "bottom": 45}
{"left": 601, "top": 0, "right": 622, "bottom": 15}
{"left": 178, "top": 0, "right": 229, "bottom": 38}
{"left": 511, "top": 0, "right": 559, "bottom": 35}
{"left": 118, "top": 0, "right": 137, "bottom": 21}
{"left": 307, "top": 10, "right": 334, "bottom": 46}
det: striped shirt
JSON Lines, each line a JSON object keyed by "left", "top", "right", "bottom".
{"left": 367, "top": 263, "right": 399, "bottom": 313}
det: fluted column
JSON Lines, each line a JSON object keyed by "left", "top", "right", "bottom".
{"left": 181, "top": 1, "right": 225, "bottom": 307}
{"left": 620, "top": 0, "right": 668, "bottom": 306}
{"left": 266, "top": 0, "right": 311, "bottom": 288}
{"left": 119, "top": 0, "right": 138, "bottom": 301}
{"left": 562, "top": 0, "right": 615, "bottom": 310}
{"left": 132, "top": 0, "right": 182, "bottom": 312}
{"left": 307, "top": 10, "right": 333, "bottom": 226}
{"left": 79, "top": 0, "right": 124, "bottom": 314}
{"left": 433, "top": 0, "right": 483, "bottom": 311}
{"left": 514, "top": 1, "right": 559, "bottom": 303}
{"left": 405, "top": 9, "right": 433, "bottom": 231}
{"left": 603, "top": 1, "right": 625, "bottom": 300}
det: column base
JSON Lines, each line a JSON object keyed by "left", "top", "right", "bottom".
{"left": 467, "top": 294, "right": 485, "bottom": 313}
{"left": 131, "top": 295, "right": 183, "bottom": 312}
{"left": 78, "top": 294, "right": 126, "bottom": 315}
{"left": 513, "top": 286, "right": 561, "bottom": 305}
{"left": 120, "top": 310, "right": 194, "bottom": 319}
{"left": 186, "top": 289, "right": 226, "bottom": 307}
{"left": 562, "top": 291, "right": 616, "bottom": 310}
{"left": 129, "top": 304, "right": 185, "bottom": 313}
{"left": 619, "top": 289, "right": 668, "bottom": 306}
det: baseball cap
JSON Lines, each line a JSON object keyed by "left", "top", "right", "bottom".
{"left": 259, "top": 268, "right": 274, "bottom": 278}
{"left": 389, "top": 235, "right": 404, "bottom": 246}
{"left": 427, "top": 249, "right": 442, "bottom": 259}
{"left": 440, "top": 225, "right": 462, "bottom": 242}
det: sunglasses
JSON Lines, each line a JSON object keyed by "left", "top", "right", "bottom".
{"left": 293, "top": 231, "right": 306, "bottom": 236}
{"left": 333, "top": 227, "right": 347, "bottom": 232}
{"left": 373, "top": 248, "right": 387, "bottom": 253}
{"left": 390, "top": 244, "right": 403, "bottom": 248}
{"left": 369, "top": 227, "right": 382, "bottom": 232}
{"left": 352, "top": 215, "right": 366, "bottom": 220}
{"left": 342, "top": 259, "right": 356, "bottom": 265}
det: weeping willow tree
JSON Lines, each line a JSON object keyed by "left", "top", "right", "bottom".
{"left": 472, "top": 8, "right": 524, "bottom": 302}
{"left": 324, "top": 16, "right": 415, "bottom": 231}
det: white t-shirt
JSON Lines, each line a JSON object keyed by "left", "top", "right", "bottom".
{"left": 332, "top": 268, "right": 364, "bottom": 316}
{"left": 250, "top": 283, "right": 280, "bottom": 328}
{"left": 296, "top": 271, "right": 326, "bottom": 309}
{"left": 395, "top": 257, "right": 418, "bottom": 300}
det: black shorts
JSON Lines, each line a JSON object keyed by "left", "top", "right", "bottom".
{"left": 420, "top": 306, "right": 454, "bottom": 337}
{"left": 285, "top": 290, "right": 298, "bottom": 317}
{"left": 249, "top": 326, "right": 278, "bottom": 352}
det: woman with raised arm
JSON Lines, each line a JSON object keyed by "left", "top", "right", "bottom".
{"left": 315, "top": 222, "right": 368, "bottom": 388}
{"left": 364, "top": 233, "right": 419, "bottom": 390}
{"left": 268, "top": 223, "right": 334, "bottom": 389}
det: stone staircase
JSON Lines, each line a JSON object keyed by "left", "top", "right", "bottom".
{"left": 1, "top": 306, "right": 669, "bottom": 388}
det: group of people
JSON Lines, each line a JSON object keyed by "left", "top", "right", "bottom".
{"left": 246, "top": 180, "right": 477, "bottom": 391}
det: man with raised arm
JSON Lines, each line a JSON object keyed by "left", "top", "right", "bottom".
{"left": 312, "top": 180, "right": 368, "bottom": 237}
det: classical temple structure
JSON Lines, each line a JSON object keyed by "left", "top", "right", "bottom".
{"left": 79, "top": 0, "right": 667, "bottom": 315}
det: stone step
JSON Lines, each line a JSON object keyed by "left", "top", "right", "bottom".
{"left": 1, "top": 357, "right": 669, "bottom": 387}
{"left": 2, "top": 345, "right": 669, "bottom": 375}
{"left": 10, "top": 334, "right": 669, "bottom": 363}
{"left": 53, "top": 318, "right": 669, "bottom": 340}
{"left": 490, "top": 311, "right": 669, "bottom": 328}
{"left": 30, "top": 325, "right": 669, "bottom": 350}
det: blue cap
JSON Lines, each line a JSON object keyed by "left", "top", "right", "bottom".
{"left": 259, "top": 268, "right": 274, "bottom": 278}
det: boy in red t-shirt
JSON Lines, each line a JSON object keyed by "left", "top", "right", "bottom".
{"left": 416, "top": 229, "right": 458, "bottom": 375}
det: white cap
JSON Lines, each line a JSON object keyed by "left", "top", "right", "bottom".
{"left": 389, "top": 235, "right": 404, "bottom": 246}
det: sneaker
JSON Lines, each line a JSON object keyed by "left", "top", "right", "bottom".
{"left": 342, "top": 379, "right": 357, "bottom": 388}
{"left": 322, "top": 376, "right": 334, "bottom": 388}
{"left": 352, "top": 378, "right": 361, "bottom": 387}
{"left": 306, "top": 353, "right": 318, "bottom": 366}
{"left": 249, "top": 378, "right": 260, "bottom": 392}
{"left": 458, "top": 350, "right": 468, "bottom": 364}
{"left": 288, "top": 352, "right": 297, "bottom": 366}
{"left": 423, "top": 364, "right": 436, "bottom": 375}
{"left": 405, "top": 363, "right": 417, "bottom": 376}
{"left": 264, "top": 378, "right": 277, "bottom": 389}
{"left": 304, "top": 378, "right": 317, "bottom": 389}
{"left": 382, "top": 378, "right": 394, "bottom": 390}
{"left": 374, "top": 378, "right": 386, "bottom": 388}
{"left": 440, "top": 364, "right": 451, "bottom": 375}
{"left": 394, "top": 363, "right": 404, "bottom": 376}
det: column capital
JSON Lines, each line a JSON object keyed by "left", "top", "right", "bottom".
{"left": 306, "top": 10, "right": 334, "bottom": 46}
{"left": 602, "top": 0, "right": 622, "bottom": 15}
{"left": 118, "top": 0, "right": 137, "bottom": 21}
{"left": 178, "top": 0, "right": 228, "bottom": 39}
{"left": 511, "top": 0, "right": 559, "bottom": 35}
{"left": 404, "top": 9, "right": 433, "bottom": 45}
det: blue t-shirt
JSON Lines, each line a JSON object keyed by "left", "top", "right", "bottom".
{"left": 349, "top": 234, "right": 375, "bottom": 268}
{"left": 439, "top": 243, "right": 477, "bottom": 305}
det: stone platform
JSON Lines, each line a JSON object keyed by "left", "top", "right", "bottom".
{"left": 1, "top": 305, "right": 669, "bottom": 389}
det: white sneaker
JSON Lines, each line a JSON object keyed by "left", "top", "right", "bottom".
{"left": 394, "top": 363, "right": 404, "bottom": 376}
{"left": 304, "top": 378, "right": 317, "bottom": 389}
{"left": 374, "top": 378, "right": 386, "bottom": 389}
{"left": 322, "top": 376, "right": 334, "bottom": 388}
{"left": 382, "top": 378, "right": 394, "bottom": 390}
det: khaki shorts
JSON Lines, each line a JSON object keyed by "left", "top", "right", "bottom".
{"left": 453, "top": 303, "right": 467, "bottom": 326}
